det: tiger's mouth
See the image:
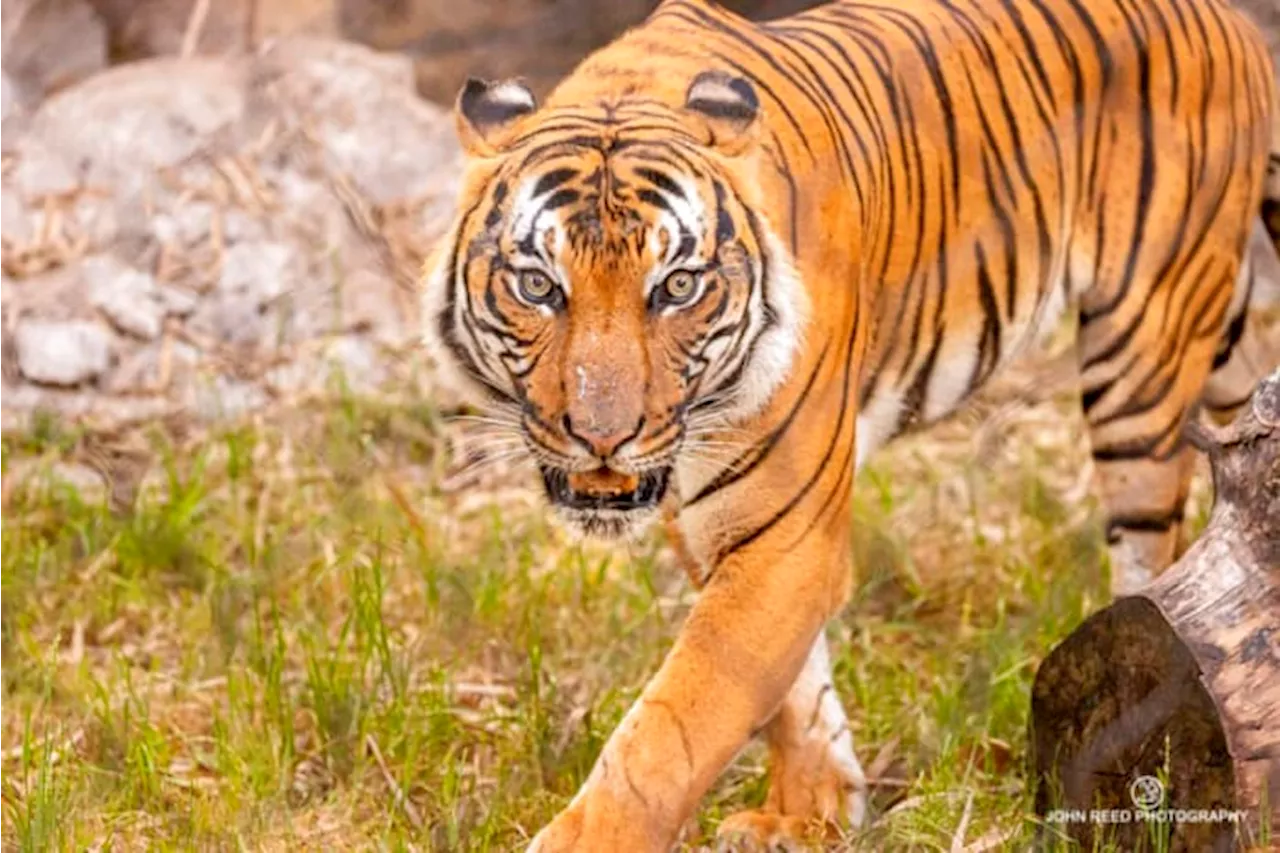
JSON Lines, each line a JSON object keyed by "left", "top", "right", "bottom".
{"left": 538, "top": 465, "right": 671, "bottom": 540}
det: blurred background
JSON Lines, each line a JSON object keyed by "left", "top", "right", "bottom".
{"left": 2, "top": 2, "right": 1277, "bottom": 850}
{"left": 1, "top": 0, "right": 1276, "bottom": 433}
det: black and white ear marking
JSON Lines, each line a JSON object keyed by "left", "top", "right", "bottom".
{"left": 685, "top": 71, "right": 760, "bottom": 153}
{"left": 456, "top": 77, "right": 537, "bottom": 156}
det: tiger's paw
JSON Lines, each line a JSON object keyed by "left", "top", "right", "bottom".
{"left": 714, "top": 733, "right": 869, "bottom": 850}
{"left": 714, "top": 811, "right": 817, "bottom": 851}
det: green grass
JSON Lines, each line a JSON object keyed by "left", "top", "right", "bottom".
{"left": 0, "top": 361, "right": 1217, "bottom": 851}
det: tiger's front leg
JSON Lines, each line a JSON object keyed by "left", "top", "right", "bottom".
{"left": 716, "top": 632, "right": 868, "bottom": 847}
{"left": 528, "top": 520, "right": 853, "bottom": 851}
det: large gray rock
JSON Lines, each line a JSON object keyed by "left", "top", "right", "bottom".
{"left": 7, "top": 138, "right": 79, "bottom": 197}
{"left": 1, "top": 189, "right": 32, "bottom": 243}
{"left": 11, "top": 58, "right": 248, "bottom": 197}
{"left": 15, "top": 319, "right": 114, "bottom": 385}
{"left": 84, "top": 255, "right": 167, "bottom": 340}
{"left": 249, "top": 37, "right": 461, "bottom": 203}
{"left": 1, "top": 35, "right": 460, "bottom": 430}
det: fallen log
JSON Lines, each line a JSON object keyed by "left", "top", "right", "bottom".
{"left": 1030, "top": 367, "right": 1280, "bottom": 852}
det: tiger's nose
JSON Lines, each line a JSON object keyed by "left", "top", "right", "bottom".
{"left": 562, "top": 413, "right": 645, "bottom": 460}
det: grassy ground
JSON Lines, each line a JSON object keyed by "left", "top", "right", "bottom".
{"left": 1, "top": 345, "right": 1217, "bottom": 851}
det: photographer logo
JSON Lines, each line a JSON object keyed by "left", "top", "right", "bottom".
{"left": 1045, "top": 774, "right": 1244, "bottom": 827}
{"left": 1129, "top": 775, "right": 1164, "bottom": 811}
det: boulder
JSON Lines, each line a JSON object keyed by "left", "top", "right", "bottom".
{"left": 10, "top": 57, "right": 248, "bottom": 197}
{"left": 1, "top": 36, "right": 460, "bottom": 430}
{"left": 15, "top": 319, "right": 115, "bottom": 386}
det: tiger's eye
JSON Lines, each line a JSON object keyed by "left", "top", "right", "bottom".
{"left": 662, "top": 271, "right": 699, "bottom": 304}
{"left": 518, "top": 270, "right": 556, "bottom": 303}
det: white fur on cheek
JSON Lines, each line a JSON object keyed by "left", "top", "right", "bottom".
{"left": 727, "top": 223, "right": 809, "bottom": 419}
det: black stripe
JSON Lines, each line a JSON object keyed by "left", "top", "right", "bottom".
{"left": 716, "top": 314, "right": 858, "bottom": 562}
{"left": 713, "top": 180, "right": 736, "bottom": 243}
{"left": 1091, "top": 411, "right": 1186, "bottom": 462}
{"left": 970, "top": 245, "right": 1003, "bottom": 392}
{"left": 685, "top": 340, "right": 831, "bottom": 507}
{"left": 1213, "top": 278, "right": 1251, "bottom": 370}
{"left": 542, "top": 189, "right": 580, "bottom": 210}
{"left": 896, "top": 322, "right": 946, "bottom": 434}
{"left": 635, "top": 167, "right": 688, "bottom": 200}
{"left": 637, "top": 188, "right": 675, "bottom": 214}
{"left": 532, "top": 168, "right": 578, "bottom": 198}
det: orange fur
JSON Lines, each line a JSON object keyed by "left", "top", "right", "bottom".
{"left": 423, "top": 0, "right": 1277, "bottom": 847}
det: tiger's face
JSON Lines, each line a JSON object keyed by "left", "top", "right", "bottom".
{"left": 424, "top": 74, "right": 807, "bottom": 540}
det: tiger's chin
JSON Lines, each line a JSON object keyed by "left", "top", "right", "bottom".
{"left": 551, "top": 506, "right": 663, "bottom": 542}
{"left": 539, "top": 465, "right": 671, "bottom": 543}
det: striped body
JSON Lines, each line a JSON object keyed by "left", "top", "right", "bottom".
{"left": 424, "top": 0, "right": 1278, "bottom": 847}
{"left": 547, "top": 0, "right": 1276, "bottom": 569}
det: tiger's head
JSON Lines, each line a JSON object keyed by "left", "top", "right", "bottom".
{"left": 423, "top": 72, "right": 808, "bottom": 540}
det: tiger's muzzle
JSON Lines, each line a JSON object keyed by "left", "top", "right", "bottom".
{"left": 538, "top": 463, "right": 672, "bottom": 540}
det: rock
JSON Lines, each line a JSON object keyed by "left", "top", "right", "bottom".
{"left": 84, "top": 254, "right": 165, "bottom": 339}
{"left": 267, "top": 168, "right": 362, "bottom": 255}
{"left": 2, "top": 35, "right": 459, "bottom": 427}
{"left": 8, "top": 140, "right": 80, "bottom": 198}
{"left": 1, "top": 189, "right": 33, "bottom": 243}
{"left": 71, "top": 195, "right": 121, "bottom": 250}
{"left": 149, "top": 201, "right": 217, "bottom": 247}
{"left": 157, "top": 285, "right": 198, "bottom": 318}
{"left": 1, "top": 0, "right": 107, "bottom": 100}
{"left": 0, "top": 382, "right": 178, "bottom": 430}
{"left": 3, "top": 262, "right": 96, "bottom": 322}
{"left": 217, "top": 240, "right": 293, "bottom": 306}
{"left": 103, "top": 339, "right": 199, "bottom": 394}
{"left": 49, "top": 461, "right": 107, "bottom": 495}
{"left": 250, "top": 36, "right": 461, "bottom": 204}
{"left": 185, "top": 240, "right": 298, "bottom": 347}
{"left": 1, "top": 457, "right": 107, "bottom": 498}
{"left": 16, "top": 58, "right": 247, "bottom": 193}
{"left": 15, "top": 318, "right": 114, "bottom": 385}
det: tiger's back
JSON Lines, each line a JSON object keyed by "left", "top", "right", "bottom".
{"left": 550, "top": 0, "right": 1277, "bottom": 585}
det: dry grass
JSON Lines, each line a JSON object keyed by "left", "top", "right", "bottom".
{"left": 1, "top": 339, "right": 1216, "bottom": 851}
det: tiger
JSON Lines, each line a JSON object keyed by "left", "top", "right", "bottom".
{"left": 421, "top": 0, "right": 1279, "bottom": 847}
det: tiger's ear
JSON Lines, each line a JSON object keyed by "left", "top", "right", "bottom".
{"left": 685, "top": 71, "right": 760, "bottom": 155}
{"left": 456, "top": 78, "right": 537, "bottom": 157}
